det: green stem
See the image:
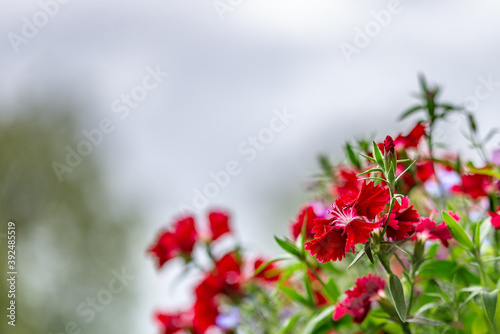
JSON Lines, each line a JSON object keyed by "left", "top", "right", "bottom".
{"left": 427, "top": 122, "right": 446, "bottom": 210}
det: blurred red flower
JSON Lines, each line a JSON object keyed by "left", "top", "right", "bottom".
{"left": 333, "top": 273, "right": 385, "bottom": 323}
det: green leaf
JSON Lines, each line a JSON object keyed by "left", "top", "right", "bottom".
{"left": 303, "top": 305, "right": 335, "bottom": 334}
{"left": 364, "top": 243, "right": 374, "bottom": 264}
{"left": 347, "top": 248, "right": 366, "bottom": 269}
{"left": 279, "top": 284, "right": 313, "bottom": 307}
{"left": 478, "top": 217, "right": 493, "bottom": 249}
{"left": 324, "top": 278, "right": 340, "bottom": 302}
{"left": 345, "top": 142, "right": 361, "bottom": 169}
{"left": 389, "top": 274, "right": 406, "bottom": 323}
{"left": 372, "top": 141, "right": 385, "bottom": 168}
{"left": 360, "top": 152, "right": 377, "bottom": 164}
{"left": 395, "top": 160, "right": 416, "bottom": 183}
{"left": 399, "top": 105, "right": 423, "bottom": 120}
{"left": 406, "top": 316, "right": 445, "bottom": 326}
{"left": 481, "top": 289, "right": 498, "bottom": 326}
{"left": 275, "top": 236, "right": 302, "bottom": 258}
{"left": 253, "top": 257, "right": 287, "bottom": 276}
{"left": 279, "top": 314, "right": 301, "bottom": 334}
{"left": 475, "top": 220, "right": 482, "bottom": 249}
{"left": 357, "top": 168, "right": 384, "bottom": 176}
{"left": 318, "top": 154, "right": 334, "bottom": 178}
{"left": 442, "top": 211, "right": 475, "bottom": 252}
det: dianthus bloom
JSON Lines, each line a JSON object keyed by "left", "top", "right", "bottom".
{"left": 487, "top": 207, "right": 500, "bottom": 229}
{"left": 395, "top": 122, "right": 426, "bottom": 150}
{"left": 332, "top": 167, "right": 361, "bottom": 197}
{"left": 305, "top": 182, "right": 390, "bottom": 262}
{"left": 383, "top": 197, "right": 420, "bottom": 241}
{"left": 155, "top": 311, "right": 189, "bottom": 334}
{"left": 193, "top": 252, "right": 242, "bottom": 333}
{"left": 149, "top": 216, "right": 198, "bottom": 268}
{"left": 451, "top": 173, "right": 490, "bottom": 199}
{"left": 208, "top": 211, "right": 231, "bottom": 241}
{"left": 290, "top": 205, "right": 319, "bottom": 240}
{"left": 413, "top": 215, "right": 453, "bottom": 247}
{"left": 333, "top": 273, "right": 385, "bottom": 323}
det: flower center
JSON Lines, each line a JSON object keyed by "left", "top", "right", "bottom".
{"left": 330, "top": 206, "right": 360, "bottom": 226}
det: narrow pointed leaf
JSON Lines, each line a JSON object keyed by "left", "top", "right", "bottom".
{"left": 364, "top": 243, "right": 374, "bottom": 264}
{"left": 360, "top": 153, "right": 377, "bottom": 164}
{"left": 399, "top": 105, "right": 424, "bottom": 120}
{"left": 372, "top": 141, "right": 385, "bottom": 168}
{"left": 303, "top": 305, "right": 335, "bottom": 334}
{"left": 345, "top": 142, "right": 361, "bottom": 169}
{"left": 389, "top": 274, "right": 406, "bottom": 322}
{"left": 275, "top": 236, "right": 302, "bottom": 258}
{"left": 481, "top": 289, "right": 498, "bottom": 326}
{"left": 347, "top": 248, "right": 366, "bottom": 269}
{"left": 442, "top": 211, "right": 475, "bottom": 252}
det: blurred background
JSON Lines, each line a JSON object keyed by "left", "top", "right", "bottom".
{"left": 1, "top": 0, "right": 500, "bottom": 333}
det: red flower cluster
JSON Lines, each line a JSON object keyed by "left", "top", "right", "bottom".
{"left": 149, "top": 211, "right": 282, "bottom": 334}
{"left": 333, "top": 273, "right": 385, "bottom": 323}
{"left": 383, "top": 197, "right": 420, "bottom": 241}
{"left": 148, "top": 211, "right": 231, "bottom": 268}
{"left": 413, "top": 214, "right": 454, "bottom": 247}
{"left": 194, "top": 252, "right": 242, "bottom": 332}
{"left": 452, "top": 173, "right": 491, "bottom": 199}
{"left": 304, "top": 182, "right": 390, "bottom": 262}
{"left": 149, "top": 216, "right": 198, "bottom": 268}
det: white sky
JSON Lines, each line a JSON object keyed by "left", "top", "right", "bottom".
{"left": 2, "top": 0, "right": 500, "bottom": 333}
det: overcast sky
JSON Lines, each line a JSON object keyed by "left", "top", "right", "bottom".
{"left": 2, "top": 0, "right": 500, "bottom": 332}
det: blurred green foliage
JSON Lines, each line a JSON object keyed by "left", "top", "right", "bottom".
{"left": 0, "top": 106, "right": 138, "bottom": 334}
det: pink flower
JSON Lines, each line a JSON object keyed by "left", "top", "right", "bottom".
{"left": 305, "top": 182, "right": 390, "bottom": 262}
{"left": 413, "top": 216, "right": 453, "bottom": 247}
{"left": 333, "top": 273, "right": 385, "bottom": 323}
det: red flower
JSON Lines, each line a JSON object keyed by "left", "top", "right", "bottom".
{"left": 333, "top": 273, "right": 385, "bottom": 323}
{"left": 193, "top": 298, "right": 219, "bottom": 334}
{"left": 395, "top": 122, "right": 426, "bottom": 149}
{"left": 148, "top": 231, "right": 177, "bottom": 268}
{"left": 332, "top": 167, "right": 361, "bottom": 197}
{"left": 384, "top": 135, "right": 395, "bottom": 155}
{"left": 155, "top": 312, "right": 182, "bottom": 334}
{"left": 416, "top": 160, "right": 434, "bottom": 182}
{"left": 208, "top": 211, "right": 231, "bottom": 241}
{"left": 384, "top": 197, "right": 420, "bottom": 241}
{"left": 413, "top": 217, "right": 453, "bottom": 247}
{"left": 452, "top": 173, "right": 490, "bottom": 199}
{"left": 148, "top": 216, "right": 198, "bottom": 268}
{"left": 253, "top": 258, "right": 281, "bottom": 282}
{"left": 193, "top": 252, "right": 242, "bottom": 333}
{"left": 488, "top": 208, "right": 500, "bottom": 229}
{"left": 291, "top": 206, "right": 318, "bottom": 240}
{"left": 174, "top": 216, "right": 198, "bottom": 253}
{"left": 305, "top": 182, "right": 390, "bottom": 262}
